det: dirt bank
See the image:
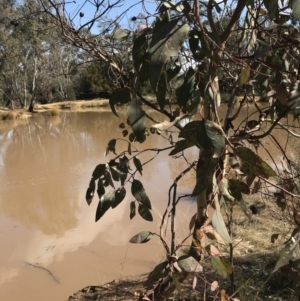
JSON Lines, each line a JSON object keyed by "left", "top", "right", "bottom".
{"left": 0, "top": 99, "right": 111, "bottom": 121}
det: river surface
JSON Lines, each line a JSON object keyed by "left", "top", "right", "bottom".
{"left": 0, "top": 109, "right": 199, "bottom": 301}
{"left": 0, "top": 105, "right": 298, "bottom": 301}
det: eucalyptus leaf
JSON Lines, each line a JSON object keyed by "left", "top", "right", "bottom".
{"left": 138, "top": 203, "right": 153, "bottom": 221}
{"left": 132, "top": 179, "right": 151, "bottom": 209}
{"left": 105, "top": 139, "right": 117, "bottom": 156}
{"left": 95, "top": 191, "right": 113, "bottom": 222}
{"left": 156, "top": 71, "right": 167, "bottom": 110}
{"left": 177, "top": 255, "right": 203, "bottom": 273}
{"left": 132, "top": 32, "right": 149, "bottom": 83}
{"left": 97, "top": 179, "right": 105, "bottom": 199}
{"left": 129, "top": 230, "right": 153, "bottom": 243}
{"left": 128, "top": 99, "right": 146, "bottom": 143}
{"left": 169, "top": 139, "right": 195, "bottom": 156}
{"left": 111, "top": 187, "right": 126, "bottom": 209}
{"left": 92, "top": 164, "right": 106, "bottom": 180}
{"left": 212, "top": 209, "right": 232, "bottom": 243}
{"left": 133, "top": 156, "right": 143, "bottom": 175}
{"left": 211, "top": 256, "right": 233, "bottom": 278}
{"left": 263, "top": 0, "right": 279, "bottom": 20}
{"left": 149, "top": 20, "right": 189, "bottom": 92}
{"left": 130, "top": 201, "right": 136, "bottom": 219}
{"left": 235, "top": 147, "right": 277, "bottom": 178}
{"left": 111, "top": 28, "right": 130, "bottom": 40}
{"left": 109, "top": 88, "right": 131, "bottom": 117}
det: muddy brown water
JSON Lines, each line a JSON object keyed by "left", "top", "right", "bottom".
{"left": 0, "top": 105, "right": 298, "bottom": 301}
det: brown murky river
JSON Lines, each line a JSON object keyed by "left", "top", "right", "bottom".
{"left": 0, "top": 105, "right": 298, "bottom": 301}
{"left": 0, "top": 109, "right": 199, "bottom": 301}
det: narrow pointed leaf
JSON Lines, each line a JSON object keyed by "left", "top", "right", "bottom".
{"left": 171, "top": 274, "right": 184, "bottom": 299}
{"left": 111, "top": 187, "right": 126, "bottom": 209}
{"left": 132, "top": 179, "right": 151, "bottom": 209}
{"left": 129, "top": 231, "right": 153, "bottom": 243}
{"left": 92, "top": 164, "right": 106, "bottom": 180}
{"left": 211, "top": 256, "right": 232, "bottom": 278}
{"left": 192, "top": 155, "right": 218, "bottom": 196}
{"left": 109, "top": 88, "right": 131, "bottom": 117}
{"left": 95, "top": 192, "right": 113, "bottom": 222}
{"left": 149, "top": 20, "right": 189, "bottom": 92}
{"left": 138, "top": 203, "right": 153, "bottom": 221}
{"left": 177, "top": 255, "right": 203, "bottom": 273}
{"left": 238, "top": 64, "right": 251, "bottom": 85}
{"left": 128, "top": 99, "right": 146, "bottom": 143}
{"left": 169, "top": 139, "right": 195, "bottom": 156}
{"left": 86, "top": 187, "right": 94, "bottom": 205}
{"left": 133, "top": 156, "right": 143, "bottom": 175}
{"left": 132, "top": 32, "right": 149, "bottom": 83}
{"left": 156, "top": 71, "right": 167, "bottom": 110}
{"left": 147, "top": 261, "right": 169, "bottom": 283}
{"left": 111, "top": 28, "right": 130, "bottom": 40}
{"left": 212, "top": 210, "right": 232, "bottom": 243}
{"left": 263, "top": 0, "right": 278, "bottom": 20}
{"left": 130, "top": 201, "right": 136, "bottom": 219}
{"left": 105, "top": 139, "right": 117, "bottom": 156}
{"left": 97, "top": 179, "right": 105, "bottom": 199}
{"left": 291, "top": 0, "right": 300, "bottom": 19}
{"left": 235, "top": 147, "right": 277, "bottom": 178}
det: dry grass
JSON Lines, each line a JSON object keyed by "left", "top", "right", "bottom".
{"left": 0, "top": 110, "right": 24, "bottom": 120}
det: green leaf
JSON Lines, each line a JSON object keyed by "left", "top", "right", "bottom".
{"left": 169, "top": 139, "right": 195, "bottom": 156}
{"left": 192, "top": 154, "right": 218, "bottom": 196}
{"left": 103, "top": 171, "right": 115, "bottom": 188}
{"left": 86, "top": 178, "right": 96, "bottom": 205}
{"left": 128, "top": 99, "right": 146, "bottom": 143}
{"left": 129, "top": 230, "right": 153, "bottom": 243}
{"left": 128, "top": 142, "right": 132, "bottom": 155}
{"left": 132, "top": 179, "right": 151, "bottom": 209}
{"left": 171, "top": 274, "right": 184, "bottom": 299}
{"left": 238, "top": 64, "right": 250, "bottom": 85}
{"left": 130, "top": 201, "right": 136, "bottom": 219}
{"left": 111, "top": 28, "right": 130, "bottom": 40}
{"left": 234, "top": 147, "right": 277, "bottom": 178}
{"left": 167, "top": 65, "right": 181, "bottom": 81}
{"left": 138, "top": 203, "right": 153, "bottom": 221}
{"left": 86, "top": 188, "right": 94, "bottom": 205}
{"left": 228, "top": 179, "right": 250, "bottom": 199}
{"left": 289, "top": 81, "right": 300, "bottom": 118}
{"left": 105, "top": 139, "right": 117, "bottom": 156}
{"left": 273, "top": 230, "right": 300, "bottom": 273}
{"left": 177, "top": 255, "right": 203, "bottom": 273}
{"left": 156, "top": 71, "right": 168, "bottom": 110}
{"left": 109, "top": 88, "right": 131, "bottom": 117}
{"left": 95, "top": 192, "right": 113, "bottom": 222}
{"left": 211, "top": 256, "right": 232, "bottom": 278}
{"left": 111, "top": 187, "right": 126, "bottom": 209}
{"left": 175, "top": 67, "right": 195, "bottom": 109}
{"left": 132, "top": 33, "right": 149, "bottom": 83}
{"left": 189, "top": 29, "right": 200, "bottom": 56}
{"left": 133, "top": 156, "right": 143, "bottom": 175}
{"left": 263, "top": 0, "right": 278, "bottom": 20}
{"left": 147, "top": 261, "right": 169, "bottom": 283}
{"left": 109, "top": 165, "right": 120, "bottom": 182}
{"left": 149, "top": 20, "right": 189, "bottom": 92}
{"left": 97, "top": 179, "right": 105, "bottom": 199}
{"left": 212, "top": 209, "right": 232, "bottom": 243}
{"left": 204, "top": 120, "right": 225, "bottom": 158}
{"left": 92, "top": 164, "right": 106, "bottom": 180}
{"left": 291, "top": 0, "right": 300, "bottom": 19}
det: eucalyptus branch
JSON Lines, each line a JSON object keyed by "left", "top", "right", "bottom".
{"left": 220, "top": 0, "right": 250, "bottom": 43}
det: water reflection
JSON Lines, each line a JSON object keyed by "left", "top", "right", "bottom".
{"left": 0, "top": 110, "right": 198, "bottom": 301}
{"left": 0, "top": 106, "right": 298, "bottom": 301}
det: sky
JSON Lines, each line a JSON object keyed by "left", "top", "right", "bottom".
{"left": 64, "top": 0, "right": 158, "bottom": 33}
